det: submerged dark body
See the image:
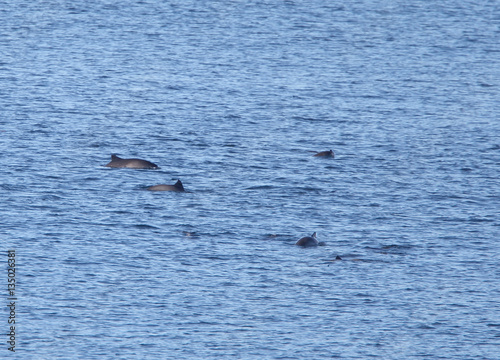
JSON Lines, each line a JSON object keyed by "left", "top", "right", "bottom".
{"left": 313, "top": 150, "right": 334, "bottom": 158}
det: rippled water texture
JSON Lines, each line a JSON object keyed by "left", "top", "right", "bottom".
{"left": 1, "top": 0, "right": 499, "bottom": 359}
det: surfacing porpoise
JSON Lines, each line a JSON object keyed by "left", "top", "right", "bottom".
{"left": 313, "top": 150, "right": 334, "bottom": 158}
{"left": 105, "top": 154, "right": 159, "bottom": 169}
{"left": 295, "top": 232, "right": 326, "bottom": 247}
{"left": 147, "top": 180, "right": 185, "bottom": 192}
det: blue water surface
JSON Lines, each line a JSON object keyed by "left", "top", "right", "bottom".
{"left": 1, "top": 0, "right": 499, "bottom": 359}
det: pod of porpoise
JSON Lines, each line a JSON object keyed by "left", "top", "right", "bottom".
{"left": 102, "top": 151, "right": 342, "bottom": 252}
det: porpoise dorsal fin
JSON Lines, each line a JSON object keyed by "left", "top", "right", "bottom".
{"left": 111, "top": 154, "right": 121, "bottom": 161}
{"left": 174, "top": 180, "right": 184, "bottom": 191}
{"left": 312, "top": 232, "right": 317, "bottom": 238}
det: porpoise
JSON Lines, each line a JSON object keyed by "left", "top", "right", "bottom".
{"left": 313, "top": 150, "right": 334, "bottom": 158}
{"left": 105, "top": 154, "right": 159, "bottom": 169}
{"left": 295, "top": 232, "right": 326, "bottom": 247}
{"left": 147, "top": 180, "right": 185, "bottom": 192}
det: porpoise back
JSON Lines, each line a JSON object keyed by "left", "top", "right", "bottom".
{"left": 147, "top": 180, "right": 185, "bottom": 192}
{"left": 105, "top": 154, "right": 159, "bottom": 169}
{"left": 295, "top": 232, "right": 320, "bottom": 247}
{"left": 313, "top": 150, "right": 334, "bottom": 158}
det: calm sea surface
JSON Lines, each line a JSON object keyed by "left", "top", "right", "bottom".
{"left": 1, "top": 0, "right": 500, "bottom": 359}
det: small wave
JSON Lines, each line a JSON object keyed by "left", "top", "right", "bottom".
{"left": 133, "top": 224, "right": 160, "bottom": 230}
{"left": 244, "top": 185, "right": 275, "bottom": 190}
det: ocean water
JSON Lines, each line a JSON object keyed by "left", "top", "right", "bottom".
{"left": 1, "top": 0, "right": 500, "bottom": 359}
